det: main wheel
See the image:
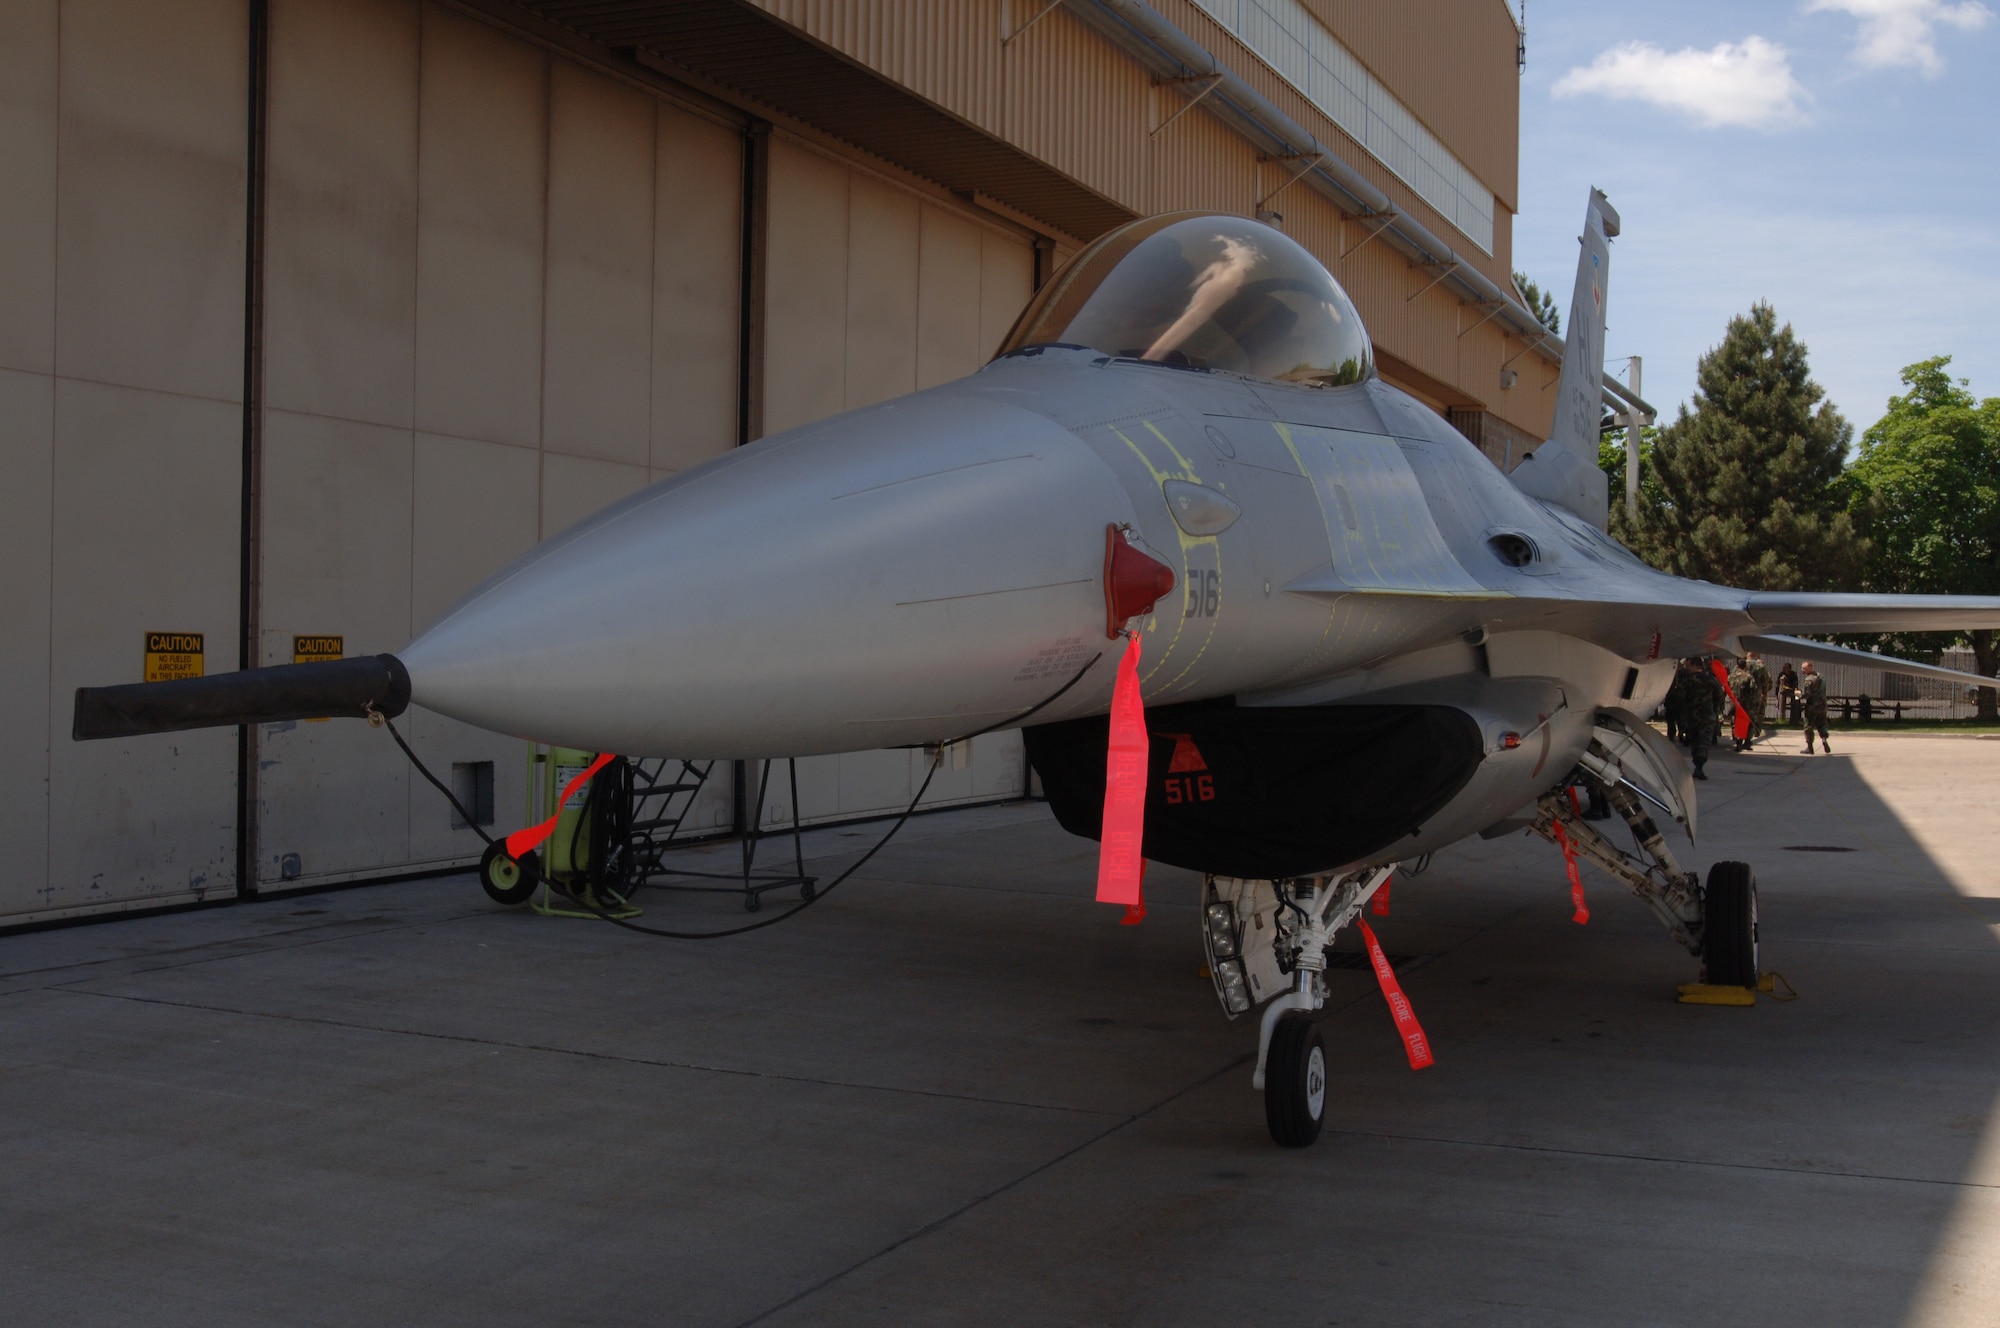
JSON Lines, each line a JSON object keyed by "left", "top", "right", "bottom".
{"left": 479, "top": 843, "right": 540, "bottom": 906}
{"left": 1703, "top": 861, "right": 1759, "bottom": 987}
{"left": 1264, "top": 1013, "right": 1328, "bottom": 1148}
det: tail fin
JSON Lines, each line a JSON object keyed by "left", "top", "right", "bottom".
{"left": 1511, "top": 188, "right": 1617, "bottom": 530}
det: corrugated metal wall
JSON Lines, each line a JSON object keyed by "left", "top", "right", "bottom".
{"left": 1304, "top": 0, "right": 1521, "bottom": 215}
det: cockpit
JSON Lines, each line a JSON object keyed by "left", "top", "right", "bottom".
{"left": 996, "top": 212, "right": 1372, "bottom": 388}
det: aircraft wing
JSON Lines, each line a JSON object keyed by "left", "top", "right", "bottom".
{"left": 1741, "top": 633, "right": 1999, "bottom": 690}
{"left": 1745, "top": 593, "right": 2000, "bottom": 634}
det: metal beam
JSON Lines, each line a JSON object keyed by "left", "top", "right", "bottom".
{"left": 1150, "top": 73, "right": 1222, "bottom": 138}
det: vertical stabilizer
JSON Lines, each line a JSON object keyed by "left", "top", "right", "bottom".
{"left": 1511, "top": 188, "right": 1617, "bottom": 529}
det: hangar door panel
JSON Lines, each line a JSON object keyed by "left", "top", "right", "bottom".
{"left": 256, "top": 6, "right": 747, "bottom": 889}
{"left": 765, "top": 138, "right": 1036, "bottom": 821}
{"left": 17, "top": 1, "right": 249, "bottom": 924}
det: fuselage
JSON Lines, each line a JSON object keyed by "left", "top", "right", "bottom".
{"left": 399, "top": 348, "right": 1757, "bottom": 873}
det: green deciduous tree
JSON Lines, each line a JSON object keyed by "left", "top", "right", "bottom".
{"left": 1625, "top": 302, "right": 1863, "bottom": 590}
{"left": 1846, "top": 356, "right": 2000, "bottom": 716}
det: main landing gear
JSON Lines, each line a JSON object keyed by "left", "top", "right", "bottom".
{"left": 1201, "top": 865, "right": 1395, "bottom": 1147}
{"left": 1530, "top": 781, "right": 1759, "bottom": 988}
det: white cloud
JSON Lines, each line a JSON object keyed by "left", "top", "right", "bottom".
{"left": 1803, "top": 0, "right": 1993, "bottom": 77}
{"left": 1552, "top": 37, "right": 1809, "bottom": 129}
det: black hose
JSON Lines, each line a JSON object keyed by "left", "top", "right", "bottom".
{"left": 381, "top": 650, "right": 1103, "bottom": 940}
{"left": 572, "top": 753, "right": 943, "bottom": 939}
{"left": 382, "top": 714, "right": 497, "bottom": 849}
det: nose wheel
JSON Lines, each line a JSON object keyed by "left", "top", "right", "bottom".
{"left": 1264, "top": 1012, "right": 1328, "bottom": 1147}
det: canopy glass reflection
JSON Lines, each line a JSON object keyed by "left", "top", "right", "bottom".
{"left": 998, "top": 213, "right": 1372, "bottom": 388}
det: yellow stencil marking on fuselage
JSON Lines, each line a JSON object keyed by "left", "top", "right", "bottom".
{"left": 1141, "top": 421, "right": 1225, "bottom": 690}
{"left": 1142, "top": 420, "right": 1199, "bottom": 476}
{"left": 1110, "top": 422, "right": 1219, "bottom": 692}
{"left": 1270, "top": 419, "right": 1342, "bottom": 651}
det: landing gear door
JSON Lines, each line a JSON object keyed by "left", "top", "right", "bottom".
{"left": 1593, "top": 708, "right": 1697, "bottom": 843}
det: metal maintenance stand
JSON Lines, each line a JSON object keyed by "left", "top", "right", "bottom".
{"left": 598, "top": 756, "right": 817, "bottom": 913}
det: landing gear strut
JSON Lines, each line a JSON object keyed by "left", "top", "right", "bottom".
{"left": 1531, "top": 784, "right": 1704, "bottom": 954}
{"left": 1201, "top": 865, "right": 1394, "bottom": 1147}
{"left": 1534, "top": 780, "right": 1760, "bottom": 985}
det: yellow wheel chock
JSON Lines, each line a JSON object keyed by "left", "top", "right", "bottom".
{"left": 1677, "top": 971, "right": 1797, "bottom": 1005}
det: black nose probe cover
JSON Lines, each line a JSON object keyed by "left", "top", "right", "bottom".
{"left": 72, "top": 654, "right": 412, "bottom": 740}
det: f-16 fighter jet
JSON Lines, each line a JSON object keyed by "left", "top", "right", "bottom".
{"left": 76, "top": 192, "right": 2000, "bottom": 1146}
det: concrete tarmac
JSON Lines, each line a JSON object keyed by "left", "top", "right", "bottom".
{"left": 3, "top": 734, "right": 1997, "bottom": 1326}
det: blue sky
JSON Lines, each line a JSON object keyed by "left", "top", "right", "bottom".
{"left": 1509, "top": 0, "right": 1999, "bottom": 437}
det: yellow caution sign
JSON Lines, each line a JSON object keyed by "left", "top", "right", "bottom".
{"left": 144, "top": 631, "right": 204, "bottom": 683}
{"left": 293, "top": 635, "right": 343, "bottom": 721}
{"left": 292, "top": 635, "right": 344, "bottom": 664}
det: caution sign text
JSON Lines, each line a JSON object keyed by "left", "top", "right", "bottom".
{"left": 293, "top": 635, "right": 343, "bottom": 721}
{"left": 292, "top": 635, "right": 344, "bottom": 664}
{"left": 144, "top": 631, "right": 205, "bottom": 683}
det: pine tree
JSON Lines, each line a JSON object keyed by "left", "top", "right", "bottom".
{"left": 1627, "top": 302, "right": 1863, "bottom": 590}
{"left": 1513, "top": 271, "right": 1560, "bottom": 334}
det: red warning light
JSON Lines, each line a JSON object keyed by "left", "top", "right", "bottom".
{"left": 1502, "top": 732, "right": 1522, "bottom": 750}
{"left": 1104, "top": 525, "right": 1176, "bottom": 638}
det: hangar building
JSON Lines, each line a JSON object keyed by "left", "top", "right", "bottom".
{"left": 1, "top": 0, "right": 1559, "bottom": 926}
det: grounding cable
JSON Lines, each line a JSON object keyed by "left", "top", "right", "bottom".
{"left": 378, "top": 650, "right": 1104, "bottom": 940}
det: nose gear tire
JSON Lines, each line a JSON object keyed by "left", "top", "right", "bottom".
{"left": 1702, "top": 861, "right": 1759, "bottom": 987}
{"left": 1264, "top": 1012, "right": 1328, "bottom": 1147}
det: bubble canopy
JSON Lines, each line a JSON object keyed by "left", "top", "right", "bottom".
{"left": 997, "top": 213, "right": 1372, "bottom": 388}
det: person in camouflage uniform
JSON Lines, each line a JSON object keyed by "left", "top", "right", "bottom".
{"left": 1799, "top": 660, "right": 1830, "bottom": 753}
{"left": 1663, "top": 659, "right": 1688, "bottom": 742}
{"left": 1746, "top": 652, "right": 1773, "bottom": 740}
{"left": 1728, "top": 658, "right": 1765, "bottom": 750}
{"left": 1726, "top": 660, "right": 1750, "bottom": 750}
{"left": 1676, "top": 657, "right": 1727, "bottom": 779}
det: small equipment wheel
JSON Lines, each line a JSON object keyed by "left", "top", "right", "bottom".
{"left": 1703, "top": 860, "right": 1759, "bottom": 987}
{"left": 800, "top": 881, "right": 817, "bottom": 903}
{"left": 1264, "top": 1012, "right": 1328, "bottom": 1148}
{"left": 743, "top": 890, "right": 761, "bottom": 914}
{"left": 479, "top": 842, "right": 540, "bottom": 907}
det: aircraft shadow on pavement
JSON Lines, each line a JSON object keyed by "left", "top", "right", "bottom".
{"left": 0, "top": 742, "right": 1994, "bottom": 1326}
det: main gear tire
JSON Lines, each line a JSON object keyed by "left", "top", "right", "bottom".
{"left": 1264, "top": 1013, "right": 1328, "bottom": 1148}
{"left": 1703, "top": 861, "right": 1759, "bottom": 987}
{"left": 479, "top": 843, "right": 540, "bottom": 907}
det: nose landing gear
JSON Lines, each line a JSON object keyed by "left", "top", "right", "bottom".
{"left": 1202, "top": 866, "right": 1395, "bottom": 1147}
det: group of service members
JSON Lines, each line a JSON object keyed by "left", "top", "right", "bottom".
{"left": 1661, "top": 652, "right": 1831, "bottom": 778}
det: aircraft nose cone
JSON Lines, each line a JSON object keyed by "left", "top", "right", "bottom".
{"left": 398, "top": 391, "right": 1128, "bottom": 757}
